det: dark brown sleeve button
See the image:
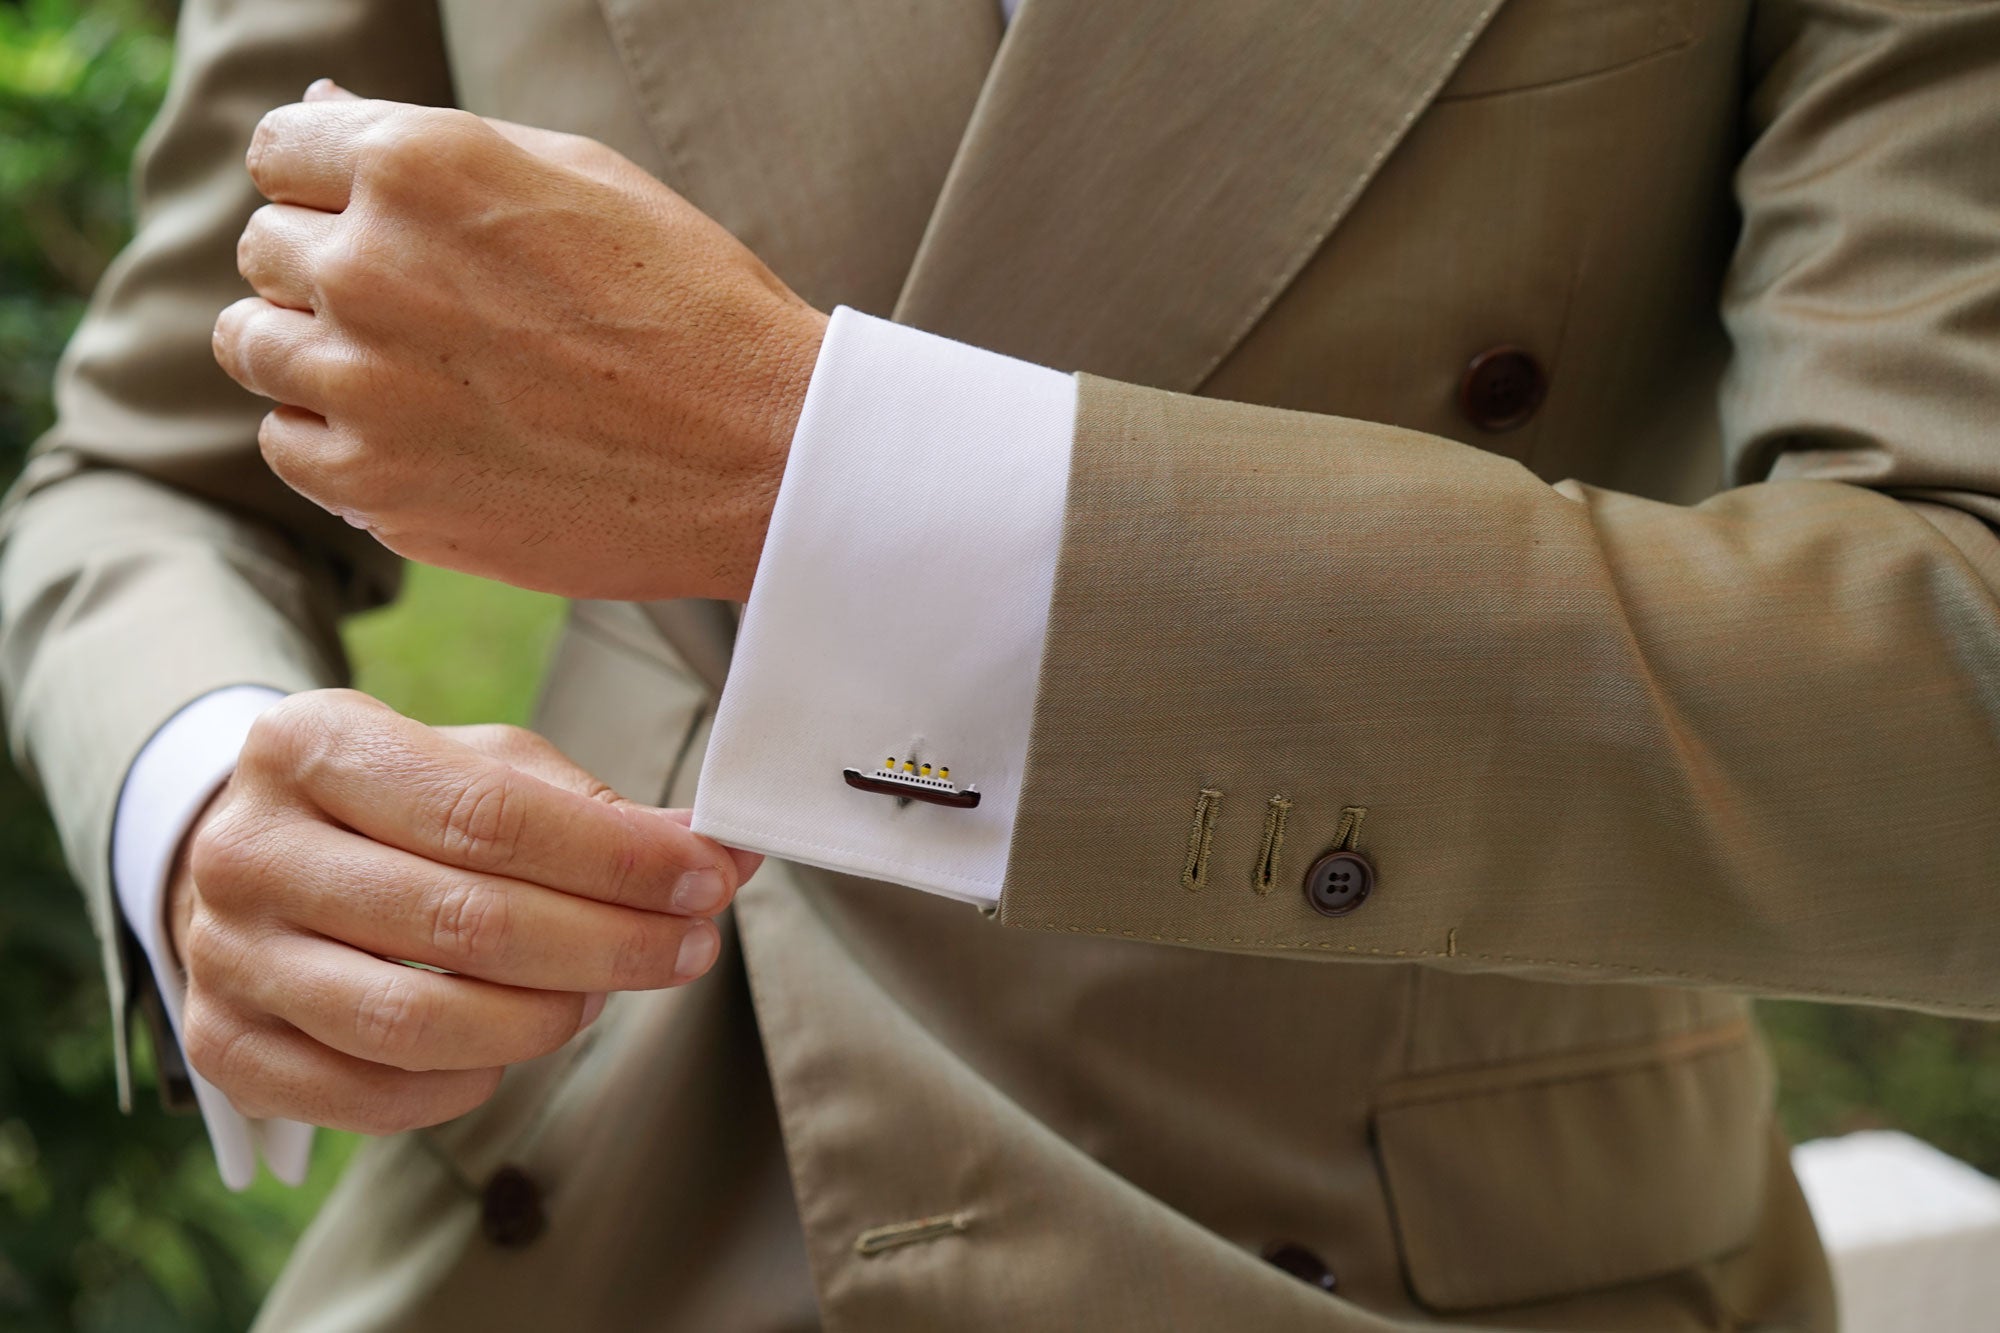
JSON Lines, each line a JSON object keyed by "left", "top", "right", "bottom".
{"left": 1261, "top": 1240, "right": 1338, "bottom": 1294}
{"left": 481, "top": 1164, "right": 546, "bottom": 1247}
{"left": 1304, "top": 850, "right": 1373, "bottom": 917}
{"left": 1459, "top": 346, "right": 1547, "bottom": 432}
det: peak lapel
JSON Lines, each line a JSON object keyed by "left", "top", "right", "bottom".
{"left": 894, "top": 0, "right": 1506, "bottom": 391}
{"left": 595, "top": 0, "right": 1002, "bottom": 315}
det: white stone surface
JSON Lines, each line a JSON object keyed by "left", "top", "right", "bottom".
{"left": 1793, "top": 1131, "right": 2000, "bottom": 1332}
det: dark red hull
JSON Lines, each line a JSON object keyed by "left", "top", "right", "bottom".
{"left": 842, "top": 769, "right": 982, "bottom": 809}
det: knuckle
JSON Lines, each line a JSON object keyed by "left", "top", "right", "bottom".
{"left": 596, "top": 817, "right": 642, "bottom": 908}
{"left": 355, "top": 119, "right": 418, "bottom": 183}
{"left": 359, "top": 109, "right": 487, "bottom": 188}
{"left": 245, "top": 107, "right": 288, "bottom": 182}
{"left": 183, "top": 1001, "right": 258, "bottom": 1093}
{"left": 452, "top": 723, "right": 531, "bottom": 756}
{"left": 226, "top": 302, "right": 280, "bottom": 364}
{"left": 274, "top": 421, "right": 377, "bottom": 510}
{"left": 235, "top": 211, "right": 267, "bottom": 278}
{"left": 440, "top": 772, "right": 524, "bottom": 868}
{"left": 180, "top": 908, "right": 236, "bottom": 984}
{"left": 211, "top": 299, "right": 255, "bottom": 370}
{"left": 352, "top": 972, "right": 432, "bottom": 1067}
{"left": 427, "top": 881, "right": 512, "bottom": 969}
{"left": 244, "top": 694, "right": 337, "bottom": 782}
{"left": 254, "top": 410, "right": 305, "bottom": 479}
{"left": 188, "top": 811, "right": 270, "bottom": 908}
{"left": 312, "top": 234, "right": 376, "bottom": 310}
{"left": 420, "top": 109, "right": 492, "bottom": 162}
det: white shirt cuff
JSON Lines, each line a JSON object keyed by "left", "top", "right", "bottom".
{"left": 112, "top": 684, "right": 314, "bottom": 1190}
{"left": 693, "top": 307, "right": 1077, "bottom": 904}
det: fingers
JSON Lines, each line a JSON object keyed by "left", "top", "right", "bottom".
{"left": 255, "top": 403, "right": 361, "bottom": 514}
{"left": 213, "top": 297, "right": 334, "bottom": 412}
{"left": 182, "top": 997, "right": 503, "bottom": 1135}
{"left": 248, "top": 97, "right": 505, "bottom": 213}
{"left": 246, "top": 97, "right": 403, "bottom": 210}
{"left": 244, "top": 694, "right": 740, "bottom": 911}
{"left": 661, "top": 807, "right": 764, "bottom": 889}
{"left": 231, "top": 930, "right": 599, "bottom": 1072}
{"left": 448, "top": 725, "right": 764, "bottom": 899}
{"left": 239, "top": 203, "right": 339, "bottom": 310}
{"left": 210, "top": 817, "right": 721, "bottom": 991}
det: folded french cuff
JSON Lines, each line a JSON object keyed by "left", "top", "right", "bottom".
{"left": 693, "top": 307, "right": 1077, "bottom": 905}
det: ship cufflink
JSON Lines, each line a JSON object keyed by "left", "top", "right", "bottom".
{"left": 843, "top": 756, "right": 981, "bottom": 809}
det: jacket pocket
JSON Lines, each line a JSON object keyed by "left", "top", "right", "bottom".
{"left": 1371, "top": 1020, "right": 1772, "bottom": 1313}
{"left": 1437, "top": 0, "right": 1701, "bottom": 100}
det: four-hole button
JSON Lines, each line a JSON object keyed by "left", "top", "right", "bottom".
{"left": 1304, "top": 850, "right": 1374, "bottom": 917}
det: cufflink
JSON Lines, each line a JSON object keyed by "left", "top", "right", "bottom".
{"left": 842, "top": 755, "right": 981, "bottom": 809}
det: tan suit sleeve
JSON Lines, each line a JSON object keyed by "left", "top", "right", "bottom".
{"left": 0, "top": 0, "right": 454, "bottom": 1105}
{"left": 999, "top": 0, "right": 2000, "bottom": 1019}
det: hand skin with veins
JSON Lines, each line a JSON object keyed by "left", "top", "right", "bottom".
{"left": 170, "top": 691, "right": 761, "bottom": 1135}
{"left": 213, "top": 80, "right": 830, "bottom": 604}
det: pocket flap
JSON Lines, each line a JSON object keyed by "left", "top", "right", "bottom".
{"left": 1372, "top": 1023, "right": 1772, "bottom": 1312}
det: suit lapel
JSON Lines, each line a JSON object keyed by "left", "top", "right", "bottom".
{"left": 894, "top": 0, "right": 1507, "bottom": 391}
{"left": 594, "top": 0, "right": 1002, "bottom": 316}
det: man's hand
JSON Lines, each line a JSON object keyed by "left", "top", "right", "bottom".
{"left": 213, "top": 82, "right": 828, "bottom": 604}
{"left": 168, "top": 689, "right": 757, "bottom": 1135}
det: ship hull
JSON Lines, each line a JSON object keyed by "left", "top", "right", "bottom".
{"left": 842, "top": 769, "right": 982, "bottom": 809}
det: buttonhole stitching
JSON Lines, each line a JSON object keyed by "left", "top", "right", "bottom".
{"left": 854, "top": 1211, "right": 973, "bottom": 1257}
{"left": 1333, "top": 805, "right": 1367, "bottom": 852}
{"left": 1254, "top": 796, "right": 1291, "bottom": 893}
{"left": 1182, "top": 788, "right": 1223, "bottom": 891}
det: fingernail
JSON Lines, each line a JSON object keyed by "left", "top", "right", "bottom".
{"left": 580, "top": 992, "right": 608, "bottom": 1028}
{"left": 674, "top": 923, "right": 719, "bottom": 981}
{"left": 671, "top": 868, "right": 728, "bottom": 916}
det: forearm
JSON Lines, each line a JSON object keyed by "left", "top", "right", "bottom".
{"left": 997, "top": 376, "right": 2000, "bottom": 1016}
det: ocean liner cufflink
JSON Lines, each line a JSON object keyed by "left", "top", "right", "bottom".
{"left": 842, "top": 757, "right": 981, "bottom": 809}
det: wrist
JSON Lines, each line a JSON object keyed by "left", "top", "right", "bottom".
{"left": 722, "top": 300, "right": 827, "bottom": 601}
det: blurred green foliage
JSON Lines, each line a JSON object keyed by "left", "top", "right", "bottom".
{"left": 0, "top": 0, "right": 171, "bottom": 456}
{"left": 0, "top": 4, "right": 561, "bottom": 1329}
{"left": 0, "top": 0, "right": 1993, "bottom": 1330}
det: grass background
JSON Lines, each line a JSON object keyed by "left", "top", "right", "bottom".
{"left": 0, "top": 2, "right": 1994, "bottom": 1329}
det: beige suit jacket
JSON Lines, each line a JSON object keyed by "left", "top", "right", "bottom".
{"left": 8, "top": 0, "right": 1999, "bottom": 1326}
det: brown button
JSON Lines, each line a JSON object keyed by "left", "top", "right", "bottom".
{"left": 1459, "top": 346, "right": 1547, "bottom": 432}
{"left": 1304, "top": 850, "right": 1374, "bottom": 917}
{"left": 1262, "top": 1240, "right": 1338, "bottom": 1294}
{"left": 481, "top": 1165, "right": 546, "bottom": 1247}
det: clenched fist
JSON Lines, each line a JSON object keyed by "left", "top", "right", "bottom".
{"left": 213, "top": 81, "right": 828, "bottom": 604}
{"left": 171, "top": 690, "right": 757, "bottom": 1135}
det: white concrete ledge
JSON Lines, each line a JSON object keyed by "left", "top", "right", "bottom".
{"left": 1793, "top": 1131, "right": 2000, "bottom": 1332}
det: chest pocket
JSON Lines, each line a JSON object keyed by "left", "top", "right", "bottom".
{"left": 1372, "top": 1021, "right": 1773, "bottom": 1312}
{"left": 1439, "top": 0, "right": 1703, "bottom": 99}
